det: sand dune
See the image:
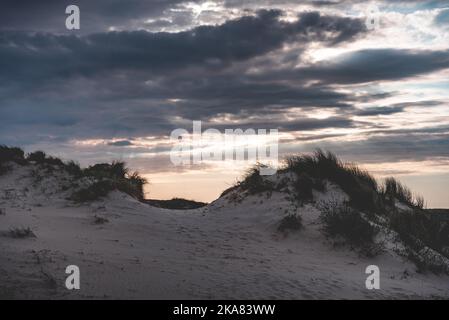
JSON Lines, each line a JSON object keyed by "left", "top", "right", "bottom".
{"left": 0, "top": 162, "right": 448, "bottom": 299}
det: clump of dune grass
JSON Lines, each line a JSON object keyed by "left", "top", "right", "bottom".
{"left": 389, "top": 209, "right": 449, "bottom": 260}
{"left": 0, "top": 163, "right": 11, "bottom": 176}
{"left": 233, "top": 165, "right": 275, "bottom": 195}
{"left": 284, "top": 149, "right": 380, "bottom": 213}
{"left": 319, "top": 201, "right": 379, "bottom": 247}
{"left": 0, "top": 145, "right": 25, "bottom": 163}
{"left": 70, "top": 162, "right": 147, "bottom": 202}
{"left": 381, "top": 177, "right": 425, "bottom": 209}
{"left": 292, "top": 172, "right": 326, "bottom": 204}
{"left": 0, "top": 145, "right": 27, "bottom": 175}
{"left": 278, "top": 214, "right": 303, "bottom": 233}
{"left": 93, "top": 216, "right": 109, "bottom": 225}
{"left": 27, "top": 151, "right": 65, "bottom": 167}
{"left": 8, "top": 227, "right": 36, "bottom": 239}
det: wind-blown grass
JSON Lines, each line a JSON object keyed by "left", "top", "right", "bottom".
{"left": 70, "top": 161, "right": 147, "bottom": 202}
{"left": 0, "top": 146, "right": 148, "bottom": 202}
{"left": 226, "top": 149, "right": 447, "bottom": 266}
{"left": 284, "top": 149, "right": 381, "bottom": 212}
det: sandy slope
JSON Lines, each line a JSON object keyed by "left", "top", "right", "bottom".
{"left": 0, "top": 164, "right": 448, "bottom": 299}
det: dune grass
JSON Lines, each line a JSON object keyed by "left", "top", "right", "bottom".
{"left": 0, "top": 145, "right": 147, "bottom": 202}
{"left": 70, "top": 162, "right": 147, "bottom": 202}
{"left": 229, "top": 149, "right": 449, "bottom": 265}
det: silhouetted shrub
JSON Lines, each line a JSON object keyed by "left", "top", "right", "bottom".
{"left": 93, "top": 216, "right": 109, "bottom": 225}
{"left": 71, "top": 170, "right": 147, "bottom": 202}
{"left": 319, "top": 201, "right": 379, "bottom": 248}
{"left": 70, "top": 180, "right": 116, "bottom": 202}
{"left": 8, "top": 227, "right": 36, "bottom": 239}
{"left": 278, "top": 214, "right": 303, "bottom": 232}
{"left": 381, "top": 177, "right": 424, "bottom": 209}
{"left": 44, "top": 156, "right": 64, "bottom": 167}
{"left": 27, "top": 151, "right": 47, "bottom": 163}
{"left": 26, "top": 151, "right": 64, "bottom": 167}
{"left": 0, "top": 145, "right": 25, "bottom": 164}
{"left": 83, "top": 161, "right": 128, "bottom": 180}
{"left": 70, "top": 160, "right": 147, "bottom": 202}
{"left": 125, "top": 171, "right": 148, "bottom": 200}
{"left": 237, "top": 166, "right": 274, "bottom": 195}
{"left": 145, "top": 198, "right": 207, "bottom": 210}
{"left": 64, "top": 160, "right": 83, "bottom": 177}
{"left": 0, "top": 163, "right": 11, "bottom": 176}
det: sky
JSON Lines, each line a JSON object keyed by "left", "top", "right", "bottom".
{"left": 1, "top": 0, "right": 449, "bottom": 207}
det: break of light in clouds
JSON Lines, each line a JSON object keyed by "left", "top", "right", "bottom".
{"left": 1, "top": 0, "right": 449, "bottom": 207}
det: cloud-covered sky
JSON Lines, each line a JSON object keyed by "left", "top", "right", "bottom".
{"left": 1, "top": 0, "right": 449, "bottom": 206}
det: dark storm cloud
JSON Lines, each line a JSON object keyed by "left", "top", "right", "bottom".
{"left": 154, "top": 74, "right": 355, "bottom": 118}
{"left": 0, "top": 0, "right": 192, "bottom": 33}
{"left": 198, "top": 116, "right": 357, "bottom": 132}
{"left": 0, "top": 8, "right": 371, "bottom": 145}
{"left": 323, "top": 132, "right": 449, "bottom": 164}
{"left": 285, "top": 126, "right": 449, "bottom": 165}
{"left": 352, "top": 100, "right": 444, "bottom": 117}
{"left": 354, "top": 106, "right": 405, "bottom": 116}
{"left": 294, "top": 49, "right": 449, "bottom": 84}
{"left": 0, "top": 10, "right": 367, "bottom": 86}
{"left": 108, "top": 140, "right": 134, "bottom": 147}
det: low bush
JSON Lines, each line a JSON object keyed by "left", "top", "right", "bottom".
{"left": 278, "top": 214, "right": 303, "bottom": 232}
{"left": 381, "top": 177, "right": 425, "bottom": 209}
{"left": 70, "top": 180, "right": 116, "bottom": 202}
{"left": 8, "top": 227, "right": 36, "bottom": 239}
{"left": 26, "top": 151, "right": 47, "bottom": 163}
{"left": 145, "top": 198, "right": 207, "bottom": 210}
{"left": 83, "top": 161, "right": 128, "bottom": 180}
{"left": 93, "top": 216, "right": 109, "bottom": 225}
{"left": 71, "top": 172, "right": 148, "bottom": 203}
{"left": 389, "top": 209, "right": 449, "bottom": 257}
{"left": 292, "top": 173, "right": 326, "bottom": 204}
{"left": 64, "top": 160, "right": 83, "bottom": 177}
{"left": 27, "top": 151, "right": 64, "bottom": 167}
{"left": 0, "top": 145, "right": 25, "bottom": 164}
{"left": 237, "top": 166, "right": 274, "bottom": 195}
{"left": 0, "top": 163, "right": 11, "bottom": 176}
{"left": 319, "top": 201, "right": 379, "bottom": 248}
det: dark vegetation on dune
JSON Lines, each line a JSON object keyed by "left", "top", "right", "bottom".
{"left": 0, "top": 145, "right": 147, "bottom": 202}
{"left": 144, "top": 198, "right": 207, "bottom": 210}
{"left": 225, "top": 149, "right": 449, "bottom": 270}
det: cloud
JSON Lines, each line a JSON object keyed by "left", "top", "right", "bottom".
{"left": 108, "top": 140, "right": 134, "bottom": 147}
{"left": 0, "top": 0, "right": 191, "bottom": 33}
{"left": 293, "top": 49, "right": 449, "bottom": 84}
{"left": 0, "top": 10, "right": 367, "bottom": 86}
{"left": 435, "top": 8, "right": 449, "bottom": 26}
{"left": 0, "top": 9, "right": 371, "bottom": 148}
{"left": 354, "top": 106, "right": 405, "bottom": 116}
